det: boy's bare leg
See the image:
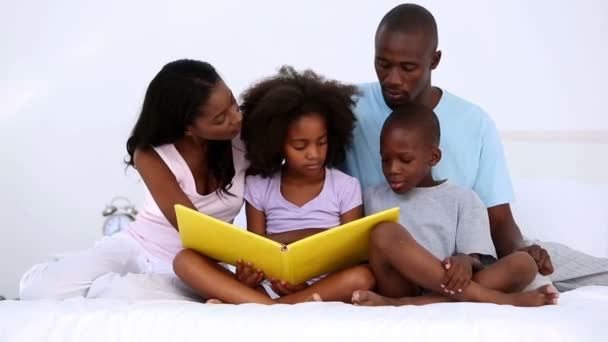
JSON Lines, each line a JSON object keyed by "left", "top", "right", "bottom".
{"left": 277, "top": 265, "right": 375, "bottom": 304}
{"left": 353, "top": 222, "right": 558, "bottom": 307}
{"left": 370, "top": 235, "right": 421, "bottom": 298}
{"left": 354, "top": 251, "right": 546, "bottom": 306}
{"left": 353, "top": 230, "right": 451, "bottom": 306}
{"left": 173, "top": 249, "right": 274, "bottom": 304}
{"left": 473, "top": 251, "right": 539, "bottom": 293}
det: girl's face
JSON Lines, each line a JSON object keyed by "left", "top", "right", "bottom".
{"left": 187, "top": 81, "right": 242, "bottom": 141}
{"left": 283, "top": 112, "right": 328, "bottom": 177}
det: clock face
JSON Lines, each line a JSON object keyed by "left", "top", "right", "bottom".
{"left": 103, "top": 215, "right": 133, "bottom": 236}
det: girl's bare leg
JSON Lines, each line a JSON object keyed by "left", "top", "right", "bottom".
{"left": 175, "top": 249, "right": 375, "bottom": 304}
{"left": 173, "top": 249, "right": 274, "bottom": 304}
{"left": 277, "top": 264, "right": 375, "bottom": 304}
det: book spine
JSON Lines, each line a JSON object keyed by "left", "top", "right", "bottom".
{"left": 280, "top": 244, "right": 292, "bottom": 284}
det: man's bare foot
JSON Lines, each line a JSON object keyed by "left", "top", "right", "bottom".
{"left": 206, "top": 298, "right": 223, "bottom": 304}
{"left": 501, "top": 285, "right": 559, "bottom": 307}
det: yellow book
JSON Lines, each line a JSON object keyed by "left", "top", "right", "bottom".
{"left": 175, "top": 205, "right": 399, "bottom": 285}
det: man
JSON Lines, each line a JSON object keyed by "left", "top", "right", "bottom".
{"left": 344, "top": 3, "right": 608, "bottom": 290}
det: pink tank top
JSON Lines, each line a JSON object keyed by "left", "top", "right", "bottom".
{"left": 127, "top": 137, "right": 247, "bottom": 263}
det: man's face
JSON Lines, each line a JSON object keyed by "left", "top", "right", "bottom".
{"left": 374, "top": 28, "right": 440, "bottom": 109}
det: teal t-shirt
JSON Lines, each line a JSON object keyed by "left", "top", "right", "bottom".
{"left": 344, "top": 82, "right": 514, "bottom": 208}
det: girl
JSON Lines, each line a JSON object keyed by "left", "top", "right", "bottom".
{"left": 19, "top": 60, "right": 246, "bottom": 299}
{"left": 173, "top": 66, "right": 375, "bottom": 304}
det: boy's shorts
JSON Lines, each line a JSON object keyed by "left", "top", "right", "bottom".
{"left": 480, "top": 254, "right": 498, "bottom": 266}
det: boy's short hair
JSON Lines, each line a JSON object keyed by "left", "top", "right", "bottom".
{"left": 381, "top": 102, "right": 441, "bottom": 148}
{"left": 240, "top": 66, "right": 359, "bottom": 177}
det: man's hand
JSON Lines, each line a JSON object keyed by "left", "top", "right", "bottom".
{"left": 441, "top": 254, "right": 474, "bottom": 294}
{"left": 268, "top": 278, "right": 308, "bottom": 296}
{"left": 518, "top": 244, "right": 554, "bottom": 276}
{"left": 235, "top": 260, "right": 265, "bottom": 288}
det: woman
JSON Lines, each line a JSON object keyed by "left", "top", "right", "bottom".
{"left": 19, "top": 59, "right": 246, "bottom": 299}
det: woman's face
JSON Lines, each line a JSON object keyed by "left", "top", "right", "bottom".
{"left": 188, "top": 81, "right": 242, "bottom": 141}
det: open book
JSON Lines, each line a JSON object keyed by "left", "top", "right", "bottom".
{"left": 175, "top": 205, "right": 400, "bottom": 285}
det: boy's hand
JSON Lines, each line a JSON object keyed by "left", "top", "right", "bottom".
{"left": 441, "top": 254, "right": 473, "bottom": 294}
{"left": 518, "top": 244, "right": 554, "bottom": 276}
{"left": 269, "top": 278, "right": 308, "bottom": 296}
{"left": 235, "top": 260, "right": 265, "bottom": 288}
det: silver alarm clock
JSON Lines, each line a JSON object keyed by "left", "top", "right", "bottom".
{"left": 101, "top": 197, "right": 138, "bottom": 236}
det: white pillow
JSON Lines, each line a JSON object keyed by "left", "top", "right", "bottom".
{"left": 511, "top": 177, "right": 608, "bottom": 258}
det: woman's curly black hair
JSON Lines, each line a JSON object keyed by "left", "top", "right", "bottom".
{"left": 240, "top": 66, "right": 360, "bottom": 177}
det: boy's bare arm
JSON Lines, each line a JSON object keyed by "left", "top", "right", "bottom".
{"left": 441, "top": 253, "right": 485, "bottom": 293}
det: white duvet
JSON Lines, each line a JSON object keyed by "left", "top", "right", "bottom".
{"left": 1, "top": 286, "right": 606, "bottom": 342}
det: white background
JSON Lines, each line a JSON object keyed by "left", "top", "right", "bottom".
{"left": 1, "top": 0, "right": 607, "bottom": 298}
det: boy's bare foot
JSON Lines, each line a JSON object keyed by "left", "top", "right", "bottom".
{"left": 206, "top": 298, "right": 223, "bottom": 304}
{"left": 501, "top": 285, "right": 559, "bottom": 307}
{"left": 352, "top": 290, "right": 392, "bottom": 306}
{"left": 307, "top": 293, "right": 323, "bottom": 302}
{"left": 353, "top": 286, "right": 558, "bottom": 307}
{"left": 352, "top": 290, "right": 450, "bottom": 306}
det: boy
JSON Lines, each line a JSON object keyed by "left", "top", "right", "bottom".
{"left": 352, "top": 103, "right": 559, "bottom": 307}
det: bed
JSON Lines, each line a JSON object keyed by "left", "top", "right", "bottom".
{"left": 1, "top": 285, "right": 607, "bottom": 342}
{"left": 1, "top": 131, "right": 607, "bottom": 342}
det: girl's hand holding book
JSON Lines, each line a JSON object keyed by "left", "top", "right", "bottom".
{"left": 269, "top": 278, "right": 309, "bottom": 296}
{"left": 235, "top": 260, "right": 265, "bottom": 288}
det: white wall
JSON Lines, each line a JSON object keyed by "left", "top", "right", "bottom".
{"left": 1, "top": 0, "right": 607, "bottom": 298}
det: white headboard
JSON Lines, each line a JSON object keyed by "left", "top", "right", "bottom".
{"left": 502, "top": 130, "right": 608, "bottom": 258}
{"left": 502, "top": 130, "right": 608, "bottom": 184}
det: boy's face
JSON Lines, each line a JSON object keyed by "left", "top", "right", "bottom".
{"left": 283, "top": 112, "right": 328, "bottom": 177}
{"left": 380, "top": 125, "right": 441, "bottom": 194}
{"left": 374, "top": 28, "right": 441, "bottom": 109}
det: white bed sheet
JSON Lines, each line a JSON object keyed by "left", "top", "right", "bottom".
{"left": 1, "top": 286, "right": 606, "bottom": 342}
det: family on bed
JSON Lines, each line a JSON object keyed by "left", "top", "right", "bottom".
{"left": 19, "top": 4, "right": 608, "bottom": 306}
